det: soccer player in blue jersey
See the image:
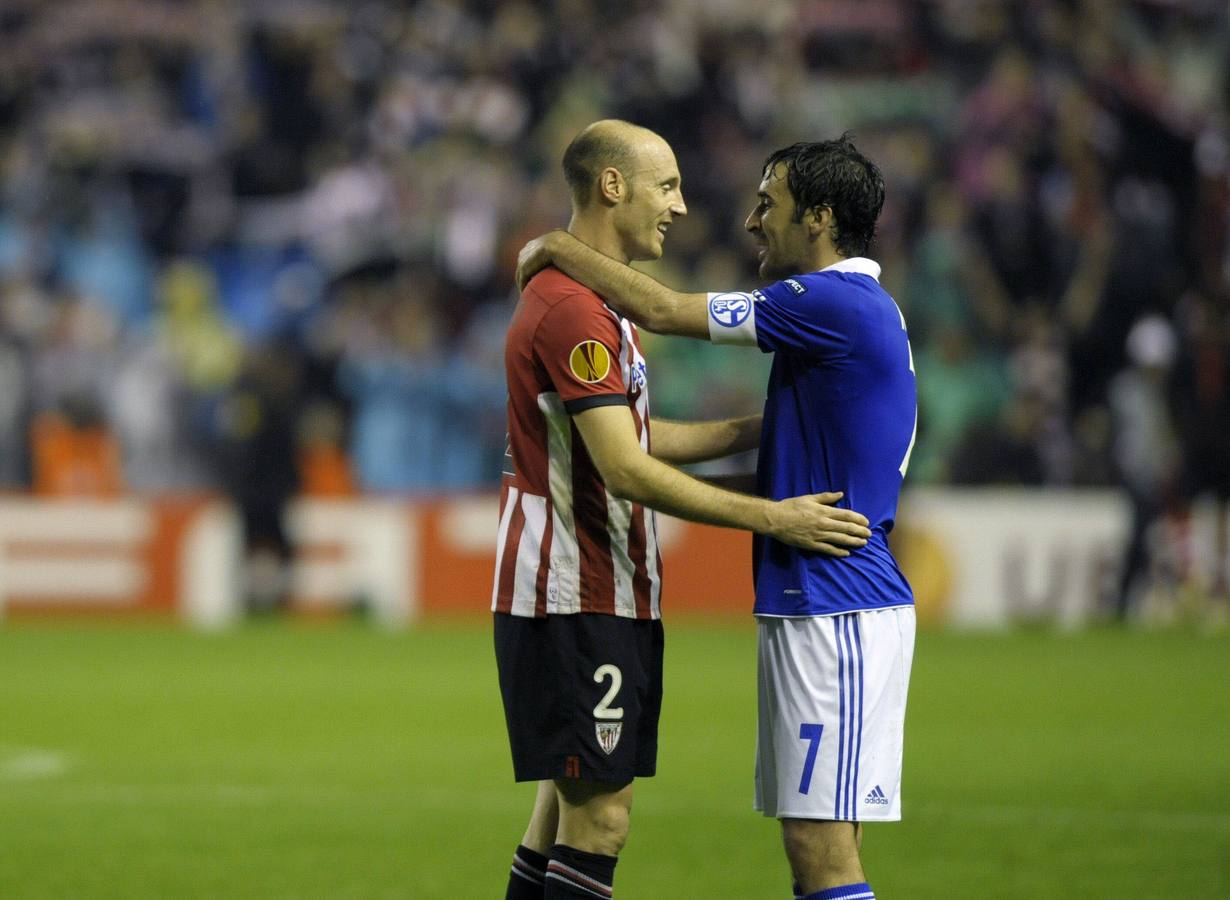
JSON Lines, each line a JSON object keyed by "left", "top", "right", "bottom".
{"left": 517, "top": 135, "right": 916, "bottom": 900}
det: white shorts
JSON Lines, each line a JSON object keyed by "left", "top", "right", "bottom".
{"left": 755, "top": 607, "right": 915, "bottom": 821}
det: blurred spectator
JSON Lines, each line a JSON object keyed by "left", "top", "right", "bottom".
{"left": 336, "top": 274, "right": 451, "bottom": 492}
{"left": 0, "top": 0, "right": 1222, "bottom": 533}
{"left": 30, "top": 398, "right": 124, "bottom": 496}
{"left": 1109, "top": 315, "right": 1181, "bottom": 619}
{"left": 948, "top": 394, "right": 1047, "bottom": 487}
{"left": 0, "top": 333, "right": 28, "bottom": 486}
{"left": 296, "top": 399, "right": 355, "bottom": 498}
{"left": 1173, "top": 294, "right": 1230, "bottom": 611}
{"left": 911, "top": 324, "right": 1012, "bottom": 484}
{"left": 57, "top": 189, "right": 154, "bottom": 326}
{"left": 216, "top": 340, "right": 303, "bottom": 613}
{"left": 110, "top": 333, "right": 209, "bottom": 490}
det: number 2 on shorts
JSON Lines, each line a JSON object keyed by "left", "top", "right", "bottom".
{"left": 798, "top": 723, "right": 824, "bottom": 794}
{"left": 593, "top": 664, "right": 624, "bottom": 720}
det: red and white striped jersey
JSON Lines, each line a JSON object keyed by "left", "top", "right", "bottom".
{"left": 492, "top": 267, "right": 662, "bottom": 619}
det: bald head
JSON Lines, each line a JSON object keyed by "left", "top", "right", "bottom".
{"left": 561, "top": 120, "right": 686, "bottom": 262}
{"left": 562, "top": 119, "right": 664, "bottom": 208}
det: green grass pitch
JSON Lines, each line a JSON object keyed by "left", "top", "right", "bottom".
{"left": 1, "top": 619, "right": 1227, "bottom": 898}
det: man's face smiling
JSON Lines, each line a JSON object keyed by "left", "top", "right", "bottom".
{"left": 745, "top": 163, "right": 813, "bottom": 280}
{"left": 615, "top": 138, "right": 687, "bottom": 261}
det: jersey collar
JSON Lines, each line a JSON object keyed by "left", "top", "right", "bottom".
{"left": 818, "top": 257, "right": 881, "bottom": 281}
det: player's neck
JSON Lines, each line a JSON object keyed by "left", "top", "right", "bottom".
{"left": 812, "top": 245, "right": 848, "bottom": 273}
{"left": 567, "top": 215, "right": 631, "bottom": 265}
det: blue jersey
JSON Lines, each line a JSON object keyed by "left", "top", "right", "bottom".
{"left": 707, "top": 258, "right": 916, "bottom": 617}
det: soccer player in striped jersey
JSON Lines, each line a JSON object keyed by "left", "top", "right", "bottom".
{"left": 495, "top": 121, "right": 874, "bottom": 900}
{"left": 516, "top": 135, "right": 915, "bottom": 900}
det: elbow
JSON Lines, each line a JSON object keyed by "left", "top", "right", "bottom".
{"left": 641, "top": 300, "right": 675, "bottom": 334}
{"left": 598, "top": 460, "right": 641, "bottom": 502}
{"left": 602, "top": 469, "right": 635, "bottom": 501}
{"left": 638, "top": 306, "right": 666, "bottom": 334}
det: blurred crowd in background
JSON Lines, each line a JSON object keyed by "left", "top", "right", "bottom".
{"left": 0, "top": 0, "right": 1228, "bottom": 609}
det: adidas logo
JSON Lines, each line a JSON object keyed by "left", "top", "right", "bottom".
{"left": 864, "top": 785, "right": 889, "bottom": 805}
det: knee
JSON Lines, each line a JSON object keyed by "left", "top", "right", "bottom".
{"left": 780, "top": 820, "right": 815, "bottom": 863}
{"left": 556, "top": 783, "right": 633, "bottom": 856}
{"left": 781, "top": 819, "right": 861, "bottom": 878}
{"left": 585, "top": 801, "right": 631, "bottom": 855}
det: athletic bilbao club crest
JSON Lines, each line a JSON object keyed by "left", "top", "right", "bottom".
{"left": 595, "top": 722, "right": 622, "bottom": 755}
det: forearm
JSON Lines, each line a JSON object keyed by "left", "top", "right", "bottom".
{"left": 607, "top": 452, "right": 777, "bottom": 535}
{"left": 650, "top": 415, "right": 762, "bottom": 464}
{"left": 551, "top": 232, "right": 709, "bottom": 338}
{"left": 573, "top": 404, "right": 868, "bottom": 556}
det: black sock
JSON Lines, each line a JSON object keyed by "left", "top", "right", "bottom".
{"left": 506, "top": 844, "right": 549, "bottom": 899}
{"left": 544, "top": 844, "right": 617, "bottom": 898}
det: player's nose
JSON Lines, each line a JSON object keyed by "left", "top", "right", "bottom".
{"left": 671, "top": 194, "right": 687, "bottom": 217}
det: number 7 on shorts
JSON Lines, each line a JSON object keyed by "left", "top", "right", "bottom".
{"left": 798, "top": 722, "right": 824, "bottom": 794}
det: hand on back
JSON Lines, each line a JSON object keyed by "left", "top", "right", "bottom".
{"left": 771, "top": 491, "right": 871, "bottom": 557}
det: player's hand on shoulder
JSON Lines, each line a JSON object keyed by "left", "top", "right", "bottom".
{"left": 771, "top": 491, "right": 871, "bottom": 557}
{"left": 516, "top": 230, "right": 566, "bottom": 292}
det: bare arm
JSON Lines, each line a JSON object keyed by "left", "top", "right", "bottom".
{"left": 518, "top": 230, "right": 711, "bottom": 339}
{"left": 650, "top": 415, "right": 761, "bottom": 464}
{"left": 573, "top": 405, "right": 869, "bottom": 556}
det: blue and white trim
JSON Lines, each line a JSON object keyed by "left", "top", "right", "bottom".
{"left": 834, "top": 614, "right": 865, "bottom": 820}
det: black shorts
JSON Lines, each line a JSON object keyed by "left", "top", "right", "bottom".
{"left": 494, "top": 612, "right": 664, "bottom": 783}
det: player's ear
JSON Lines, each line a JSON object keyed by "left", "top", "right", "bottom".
{"left": 597, "top": 167, "right": 625, "bottom": 206}
{"left": 806, "top": 205, "right": 833, "bottom": 239}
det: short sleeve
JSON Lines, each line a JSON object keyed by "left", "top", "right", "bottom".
{"left": 535, "top": 291, "right": 628, "bottom": 414}
{"left": 708, "top": 274, "right": 861, "bottom": 360}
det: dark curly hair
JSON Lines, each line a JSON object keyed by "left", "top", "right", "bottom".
{"left": 761, "top": 134, "right": 885, "bottom": 257}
